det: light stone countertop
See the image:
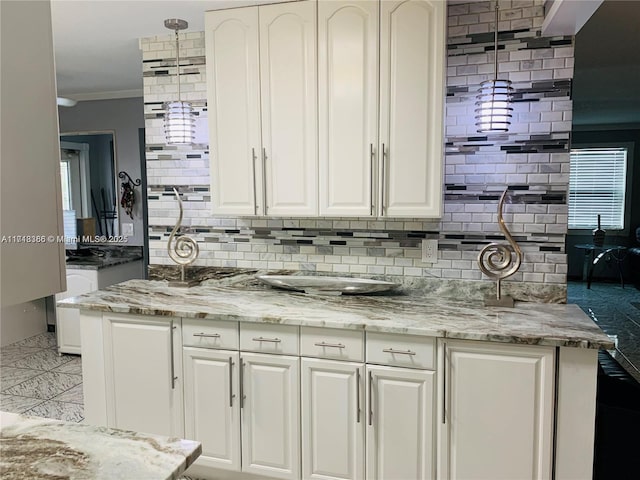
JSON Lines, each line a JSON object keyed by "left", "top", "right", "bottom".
{"left": 57, "top": 278, "right": 614, "bottom": 350}
{"left": 0, "top": 411, "right": 201, "bottom": 480}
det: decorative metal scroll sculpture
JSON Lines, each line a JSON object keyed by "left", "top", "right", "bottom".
{"left": 118, "top": 171, "right": 141, "bottom": 219}
{"left": 167, "top": 187, "right": 200, "bottom": 287}
{"left": 477, "top": 188, "right": 522, "bottom": 307}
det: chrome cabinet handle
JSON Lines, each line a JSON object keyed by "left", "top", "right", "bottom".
{"left": 383, "top": 348, "right": 416, "bottom": 356}
{"left": 262, "top": 148, "right": 268, "bottom": 213}
{"left": 229, "top": 356, "right": 235, "bottom": 408}
{"left": 368, "top": 370, "right": 373, "bottom": 426}
{"left": 314, "top": 341, "right": 345, "bottom": 349}
{"left": 370, "top": 143, "right": 375, "bottom": 215}
{"left": 240, "top": 359, "right": 246, "bottom": 409}
{"left": 170, "top": 321, "right": 177, "bottom": 390}
{"left": 252, "top": 147, "right": 258, "bottom": 214}
{"left": 193, "top": 332, "right": 220, "bottom": 338}
{"left": 252, "top": 336, "right": 281, "bottom": 343}
{"left": 442, "top": 342, "right": 447, "bottom": 424}
{"left": 356, "top": 368, "right": 361, "bottom": 424}
{"left": 381, "top": 143, "right": 387, "bottom": 214}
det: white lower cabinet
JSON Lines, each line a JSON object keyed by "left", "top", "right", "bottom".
{"left": 103, "top": 313, "right": 183, "bottom": 437}
{"left": 55, "top": 270, "right": 97, "bottom": 354}
{"left": 440, "top": 340, "right": 555, "bottom": 480}
{"left": 183, "top": 347, "right": 241, "bottom": 471}
{"left": 301, "top": 358, "right": 365, "bottom": 480}
{"left": 242, "top": 353, "right": 301, "bottom": 480}
{"left": 56, "top": 260, "right": 143, "bottom": 354}
{"left": 366, "top": 365, "right": 436, "bottom": 480}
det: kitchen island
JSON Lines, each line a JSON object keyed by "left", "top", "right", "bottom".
{"left": 0, "top": 411, "right": 201, "bottom": 479}
{"left": 58, "top": 275, "right": 612, "bottom": 480}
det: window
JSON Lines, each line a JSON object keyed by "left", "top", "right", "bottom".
{"left": 60, "top": 157, "right": 72, "bottom": 210}
{"left": 568, "top": 147, "right": 627, "bottom": 230}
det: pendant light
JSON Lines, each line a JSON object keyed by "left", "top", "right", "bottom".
{"left": 163, "top": 18, "right": 195, "bottom": 145}
{"left": 475, "top": 2, "right": 514, "bottom": 133}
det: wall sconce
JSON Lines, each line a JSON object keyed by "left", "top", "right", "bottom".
{"left": 475, "top": 2, "right": 514, "bottom": 133}
{"left": 163, "top": 18, "right": 195, "bottom": 145}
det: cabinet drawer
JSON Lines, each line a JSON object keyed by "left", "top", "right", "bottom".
{"left": 300, "top": 327, "right": 364, "bottom": 361}
{"left": 366, "top": 332, "right": 435, "bottom": 370}
{"left": 240, "top": 323, "right": 299, "bottom": 355}
{"left": 182, "top": 319, "right": 239, "bottom": 350}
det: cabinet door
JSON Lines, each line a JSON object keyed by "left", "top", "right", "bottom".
{"left": 442, "top": 340, "right": 554, "bottom": 480}
{"left": 301, "top": 358, "right": 364, "bottom": 480}
{"left": 103, "top": 314, "right": 183, "bottom": 437}
{"left": 205, "top": 8, "right": 263, "bottom": 215}
{"left": 366, "top": 365, "right": 435, "bottom": 480}
{"left": 55, "top": 270, "right": 97, "bottom": 354}
{"left": 318, "top": 0, "right": 378, "bottom": 217}
{"left": 183, "top": 348, "right": 240, "bottom": 472}
{"left": 241, "top": 352, "right": 300, "bottom": 480}
{"left": 379, "top": 0, "right": 445, "bottom": 217}
{"left": 259, "top": 1, "right": 318, "bottom": 216}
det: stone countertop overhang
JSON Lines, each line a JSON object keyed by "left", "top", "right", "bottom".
{"left": 58, "top": 276, "right": 614, "bottom": 350}
{"left": 0, "top": 411, "right": 201, "bottom": 480}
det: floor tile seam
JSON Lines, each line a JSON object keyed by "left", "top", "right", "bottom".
{"left": 3, "top": 357, "right": 77, "bottom": 372}
{"left": 613, "top": 347, "right": 640, "bottom": 374}
{"left": 51, "top": 384, "right": 85, "bottom": 404}
{"left": 0, "top": 393, "right": 48, "bottom": 408}
{"left": 0, "top": 371, "right": 48, "bottom": 393}
{"left": 1, "top": 373, "right": 83, "bottom": 400}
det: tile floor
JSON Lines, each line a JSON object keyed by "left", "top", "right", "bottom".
{"left": 0, "top": 332, "right": 83, "bottom": 422}
{"left": 568, "top": 280, "right": 640, "bottom": 383}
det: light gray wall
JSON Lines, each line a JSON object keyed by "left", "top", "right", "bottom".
{"left": 58, "top": 97, "right": 145, "bottom": 246}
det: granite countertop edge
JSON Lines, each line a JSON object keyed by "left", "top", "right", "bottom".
{"left": 0, "top": 411, "right": 201, "bottom": 480}
{"left": 57, "top": 279, "right": 614, "bottom": 350}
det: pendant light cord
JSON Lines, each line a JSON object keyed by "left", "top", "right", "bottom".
{"left": 493, "top": 1, "right": 499, "bottom": 80}
{"left": 175, "top": 28, "right": 181, "bottom": 102}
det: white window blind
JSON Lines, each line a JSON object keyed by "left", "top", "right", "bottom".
{"left": 568, "top": 147, "right": 627, "bottom": 230}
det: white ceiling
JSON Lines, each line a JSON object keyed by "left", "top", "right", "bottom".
{"left": 51, "top": 0, "right": 284, "bottom": 99}
{"left": 52, "top": 0, "right": 640, "bottom": 126}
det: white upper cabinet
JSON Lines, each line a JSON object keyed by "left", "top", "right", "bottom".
{"left": 205, "top": 8, "right": 262, "bottom": 216}
{"left": 379, "top": 0, "right": 446, "bottom": 217}
{"left": 318, "top": 0, "right": 379, "bottom": 216}
{"left": 260, "top": 1, "right": 318, "bottom": 216}
{"left": 206, "top": 0, "right": 445, "bottom": 218}
{"left": 206, "top": 1, "right": 317, "bottom": 217}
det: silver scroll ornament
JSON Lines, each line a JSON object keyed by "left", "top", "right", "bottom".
{"left": 477, "top": 189, "right": 522, "bottom": 307}
{"left": 167, "top": 187, "right": 200, "bottom": 287}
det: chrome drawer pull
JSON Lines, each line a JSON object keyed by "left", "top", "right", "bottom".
{"left": 314, "top": 341, "right": 346, "bottom": 349}
{"left": 193, "top": 333, "right": 221, "bottom": 338}
{"left": 252, "top": 336, "right": 281, "bottom": 343}
{"left": 383, "top": 348, "right": 416, "bottom": 356}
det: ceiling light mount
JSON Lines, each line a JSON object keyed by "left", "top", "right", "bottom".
{"left": 164, "top": 18, "right": 188, "bottom": 31}
{"left": 163, "top": 18, "right": 195, "bottom": 145}
{"left": 475, "top": 1, "right": 514, "bottom": 133}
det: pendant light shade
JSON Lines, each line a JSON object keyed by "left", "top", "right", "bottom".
{"left": 475, "top": 79, "right": 514, "bottom": 132}
{"left": 164, "top": 100, "right": 195, "bottom": 144}
{"left": 475, "top": 2, "right": 513, "bottom": 133}
{"left": 163, "top": 18, "right": 195, "bottom": 145}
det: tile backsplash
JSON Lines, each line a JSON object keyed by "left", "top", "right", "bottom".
{"left": 141, "top": 0, "right": 571, "bottom": 299}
